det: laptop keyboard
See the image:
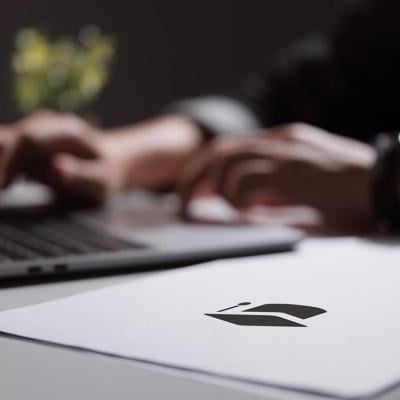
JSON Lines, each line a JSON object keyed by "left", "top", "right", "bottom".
{"left": 0, "top": 217, "right": 145, "bottom": 262}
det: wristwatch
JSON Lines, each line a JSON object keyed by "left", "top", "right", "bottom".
{"left": 372, "top": 132, "right": 400, "bottom": 232}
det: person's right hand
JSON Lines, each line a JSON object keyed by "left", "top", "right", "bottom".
{"left": 178, "top": 123, "right": 376, "bottom": 232}
{"left": 0, "top": 110, "right": 205, "bottom": 204}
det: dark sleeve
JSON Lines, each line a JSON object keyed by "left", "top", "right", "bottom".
{"left": 169, "top": 0, "right": 400, "bottom": 142}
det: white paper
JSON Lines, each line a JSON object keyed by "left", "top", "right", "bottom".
{"left": 1, "top": 238, "right": 400, "bottom": 399}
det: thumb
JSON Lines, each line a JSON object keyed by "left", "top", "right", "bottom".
{"left": 52, "top": 154, "right": 112, "bottom": 203}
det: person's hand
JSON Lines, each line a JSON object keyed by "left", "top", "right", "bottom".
{"left": 178, "top": 123, "right": 377, "bottom": 232}
{"left": 0, "top": 110, "right": 205, "bottom": 204}
{"left": 0, "top": 111, "right": 115, "bottom": 203}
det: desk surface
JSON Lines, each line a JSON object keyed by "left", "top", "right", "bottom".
{"left": 0, "top": 271, "right": 292, "bottom": 400}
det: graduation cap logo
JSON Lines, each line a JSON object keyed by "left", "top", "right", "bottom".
{"left": 205, "top": 302, "right": 326, "bottom": 327}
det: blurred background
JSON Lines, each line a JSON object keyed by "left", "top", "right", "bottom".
{"left": 0, "top": 0, "right": 338, "bottom": 126}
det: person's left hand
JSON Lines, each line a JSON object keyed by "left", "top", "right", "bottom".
{"left": 0, "top": 111, "right": 124, "bottom": 204}
{"left": 178, "top": 123, "right": 377, "bottom": 232}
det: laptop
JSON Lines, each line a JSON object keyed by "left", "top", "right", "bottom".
{"left": 0, "top": 184, "right": 301, "bottom": 279}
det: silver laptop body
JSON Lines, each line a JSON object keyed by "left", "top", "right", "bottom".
{"left": 0, "top": 185, "right": 301, "bottom": 279}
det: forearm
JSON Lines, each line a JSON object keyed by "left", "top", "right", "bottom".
{"left": 100, "top": 114, "right": 206, "bottom": 189}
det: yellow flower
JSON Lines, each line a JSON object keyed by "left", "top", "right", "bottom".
{"left": 12, "top": 26, "right": 117, "bottom": 114}
{"left": 13, "top": 29, "right": 51, "bottom": 74}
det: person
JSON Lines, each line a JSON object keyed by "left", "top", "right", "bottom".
{"left": 0, "top": 0, "right": 398, "bottom": 233}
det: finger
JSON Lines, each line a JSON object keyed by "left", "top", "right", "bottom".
{"left": 17, "top": 112, "right": 98, "bottom": 158}
{"left": 0, "top": 127, "right": 18, "bottom": 186}
{"left": 243, "top": 205, "right": 324, "bottom": 233}
{"left": 213, "top": 149, "right": 273, "bottom": 201}
{"left": 177, "top": 147, "right": 218, "bottom": 219}
{"left": 0, "top": 130, "right": 99, "bottom": 189}
{"left": 17, "top": 111, "right": 92, "bottom": 145}
{"left": 51, "top": 154, "right": 113, "bottom": 203}
{"left": 0, "top": 133, "right": 33, "bottom": 188}
{"left": 177, "top": 137, "right": 297, "bottom": 219}
{"left": 222, "top": 160, "right": 277, "bottom": 208}
{"left": 177, "top": 138, "right": 261, "bottom": 218}
{"left": 0, "top": 135, "right": 7, "bottom": 157}
{"left": 17, "top": 128, "right": 99, "bottom": 159}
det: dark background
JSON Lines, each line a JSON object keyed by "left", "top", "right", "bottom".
{"left": 0, "top": 0, "right": 338, "bottom": 126}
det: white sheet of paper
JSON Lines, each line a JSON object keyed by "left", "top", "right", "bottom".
{"left": 1, "top": 238, "right": 400, "bottom": 399}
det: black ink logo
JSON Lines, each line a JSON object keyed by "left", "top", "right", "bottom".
{"left": 205, "top": 302, "right": 326, "bottom": 327}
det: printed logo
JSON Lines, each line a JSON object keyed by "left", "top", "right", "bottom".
{"left": 205, "top": 302, "right": 326, "bottom": 327}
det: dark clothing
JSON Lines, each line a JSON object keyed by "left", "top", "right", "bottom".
{"left": 241, "top": 0, "right": 400, "bottom": 141}
{"left": 174, "top": 0, "right": 400, "bottom": 142}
